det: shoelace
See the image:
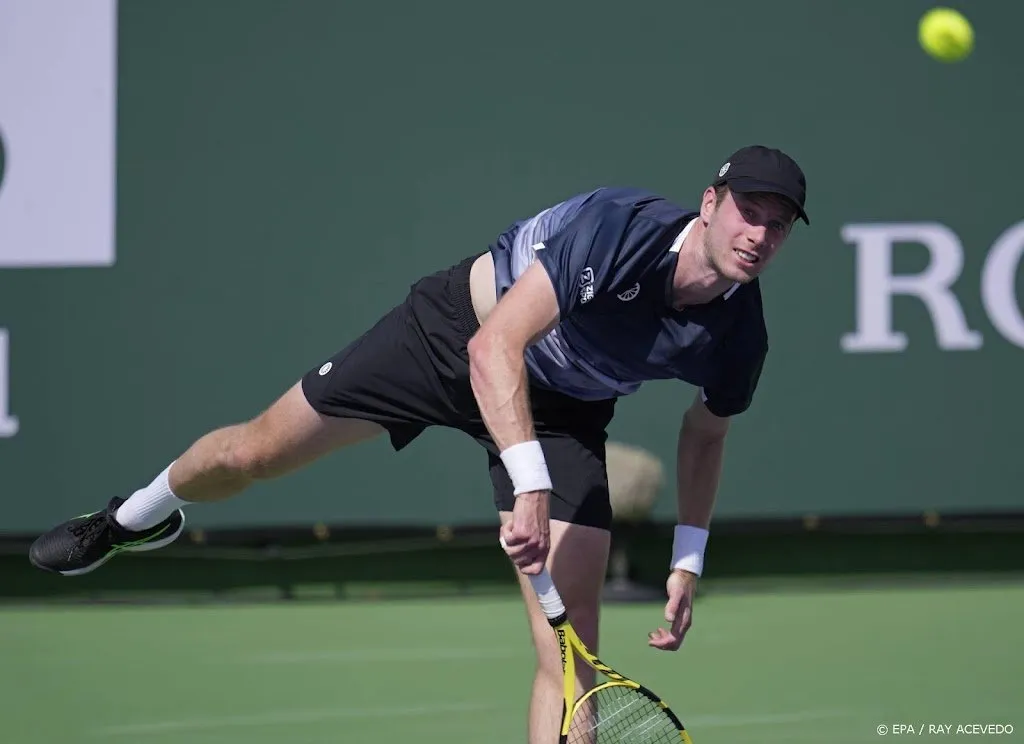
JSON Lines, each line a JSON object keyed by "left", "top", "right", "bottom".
{"left": 69, "top": 512, "right": 112, "bottom": 544}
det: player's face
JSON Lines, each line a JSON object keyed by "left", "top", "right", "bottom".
{"left": 702, "top": 188, "right": 796, "bottom": 283}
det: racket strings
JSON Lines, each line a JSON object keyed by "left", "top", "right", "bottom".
{"left": 568, "top": 684, "right": 679, "bottom": 743}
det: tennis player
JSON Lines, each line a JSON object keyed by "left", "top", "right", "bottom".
{"left": 31, "top": 144, "right": 808, "bottom": 743}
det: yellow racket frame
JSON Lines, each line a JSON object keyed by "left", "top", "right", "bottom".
{"left": 503, "top": 557, "right": 692, "bottom": 744}
{"left": 552, "top": 615, "right": 693, "bottom": 743}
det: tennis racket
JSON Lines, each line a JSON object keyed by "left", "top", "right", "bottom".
{"left": 527, "top": 566, "right": 694, "bottom": 743}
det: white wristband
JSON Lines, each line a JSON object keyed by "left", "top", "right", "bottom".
{"left": 499, "top": 440, "right": 553, "bottom": 495}
{"left": 670, "top": 524, "right": 709, "bottom": 576}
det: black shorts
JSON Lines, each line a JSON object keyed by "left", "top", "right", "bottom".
{"left": 300, "top": 254, "right": 618, "bottom": 529}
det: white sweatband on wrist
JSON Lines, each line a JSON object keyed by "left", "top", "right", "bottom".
{"left": 499, "top": 440, "right": 553, "bottom": 495}
{"left": 670, "top": 524, "right": 709, "bottom": 576}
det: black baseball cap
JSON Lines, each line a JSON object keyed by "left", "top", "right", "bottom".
{"left": 712, "top": 145, "right": 809, "bottom": 225}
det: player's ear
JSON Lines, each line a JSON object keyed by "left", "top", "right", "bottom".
{"left": 699, "top": 186, "right": 718, "bottom": 224}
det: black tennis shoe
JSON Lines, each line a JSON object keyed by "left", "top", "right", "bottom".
{"left": 29, "top": 497, "right": 184, "bottom": 576}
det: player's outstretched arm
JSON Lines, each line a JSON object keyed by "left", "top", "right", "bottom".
{"left": 467, "top": 260, "right": 561, "bottom": 575}
{"left": 649, "top": 392, "right": 731, "bottom": 651}
{"left": 675, "top": 392, "right": 730, "bottom": 530}
{"left": 467, "top": 260, "right": 559, "bottom": 451}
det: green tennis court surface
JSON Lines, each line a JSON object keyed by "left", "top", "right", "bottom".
{"left": 3, "top": 580, "right": 1021, "bottom": 743}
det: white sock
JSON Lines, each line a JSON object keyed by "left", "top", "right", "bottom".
{"left": 114, "top": 463, "right": 189, "bottom": 532}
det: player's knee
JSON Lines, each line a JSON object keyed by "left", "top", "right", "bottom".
{"left": 565, "top": 601, "right": 600, "bottom": 650}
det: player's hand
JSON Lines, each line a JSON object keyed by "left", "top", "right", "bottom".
{"left": 648, "top": 569, "right": 698, "bottom": 651}
{"left": 500, "top": 491, "right": 550, "bottom": 575}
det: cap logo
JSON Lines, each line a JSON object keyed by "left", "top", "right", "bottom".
{"left": 718, "top": 162, "right": 730, "bottom": 177}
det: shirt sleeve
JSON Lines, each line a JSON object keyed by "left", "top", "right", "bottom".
{"left": 700, "top": 287, "right": 769, "bottom": 418}
{"left": 531, "top": 196, "right": 667, "bottom": 319}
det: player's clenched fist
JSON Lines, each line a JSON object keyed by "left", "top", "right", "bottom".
{"left": 500, "top": 491, "right": 550, "bottom": 575}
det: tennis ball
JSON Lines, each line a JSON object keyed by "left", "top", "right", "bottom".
{"left": 919, "top": 7, "right": 974, "bottom": 62}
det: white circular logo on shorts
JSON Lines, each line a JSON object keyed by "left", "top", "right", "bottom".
{"left": 718, "top": 162, "right": 730, "bottom": 177}
{"left": 318, "top": 362, "right": 332, "bottom": 376}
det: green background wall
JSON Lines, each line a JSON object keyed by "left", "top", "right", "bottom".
{"left": 1, "top": 0, "right": 1021, "bottom": 532}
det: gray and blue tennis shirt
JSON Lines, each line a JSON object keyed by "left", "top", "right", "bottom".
{"left": 488, "top": 186, "right": 768, "bottom": 418}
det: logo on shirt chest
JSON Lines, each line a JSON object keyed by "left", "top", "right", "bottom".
{"left": 579, "top": 267, "right": 595, "bottom": 304}
{"left": 617, "top": 283, "right": 640, "bottom": 302}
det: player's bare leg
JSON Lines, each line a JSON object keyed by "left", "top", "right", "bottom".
{"left": 500, "top": 512, "right": 611, "bottom": 744}
{"left": 29, "top": 381, "right": 384, "bottom": 575}
{"left": 167, "top": 381, "right": 383, "bottom": 502}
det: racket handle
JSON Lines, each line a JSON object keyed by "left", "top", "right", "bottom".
{"left": 499, "top": 536, "right": 567, "bottom": 621}
{"left": 527, "top": 567, "right": 567, "bottom": 622}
